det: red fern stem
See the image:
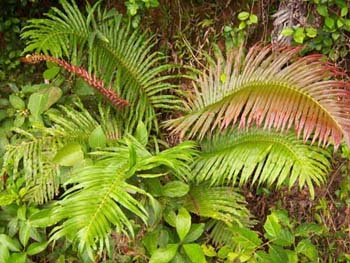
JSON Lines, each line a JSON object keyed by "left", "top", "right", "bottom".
{"left": 21, "top": 54, "right": 130, "bottom": 109}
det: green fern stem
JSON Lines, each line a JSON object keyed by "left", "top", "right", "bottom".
{"left": 21, "top": 54, "right": 130, "bottom": 108}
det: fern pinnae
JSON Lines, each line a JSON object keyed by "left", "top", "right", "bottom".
{"left": 22, "top": 0, "right": 181, "bottom": 133}
{"left": 193, "top": 129, "right": 331, "bottom": 198}
{"left": 167, "top": 45, "right": 350, "bottom": 148}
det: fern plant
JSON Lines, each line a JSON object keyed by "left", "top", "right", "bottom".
{"left": 45, "top": 134, "right": 197, "bottom": 259}
{"left": 167, "top": 45, "right": 350, "bottom": 148}
{"left": 21, "top": 0, "right": 181, "bottom": 133}
{"left": 2, "top": 101, "right": 100, "bottom": 203}
{"left": 192, "top": 129, "right": 331, "bottom": 198}
{"left": 167, "top": 44, "right": 350, "bottom": 196}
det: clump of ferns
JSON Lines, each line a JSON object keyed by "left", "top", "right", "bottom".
{"left": 1, "top": 101, "right": 123, "bottom": 204}
{"left": 167, "top": 44, "right": 350, "bottom": 198}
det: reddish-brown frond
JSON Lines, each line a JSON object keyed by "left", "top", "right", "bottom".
{"left": 166, "top": 45, "right": 350, "bottom": 149}
{"left": 21, "top": 54, "right": 130, "bottom": 109}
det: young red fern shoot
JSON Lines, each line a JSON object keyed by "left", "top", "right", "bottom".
{"left": 21, "top": 54, "right": 130, "bottom": 109}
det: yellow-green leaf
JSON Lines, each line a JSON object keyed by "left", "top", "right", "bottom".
{"left": 53, "top": 143, "right": 84, "bottom": 166}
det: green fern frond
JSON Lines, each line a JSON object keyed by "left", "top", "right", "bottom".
{"left": 50, "top": 164, "right": 149, "bottom": 259}
{"left": 90, "top": 135, "right": 198, "bottom": 181}
{"left": 49, "top": 136, "right": 197, "bottom": 259}
{"left": 193, "top": 129, "right": 331, "bottom": 198}
{"left": 2, "top": 102, "right": 101, "bottom": 203}
{"left": 166, "top": 45, "right": 350, "bottom": 148}
{"left": 182, "top": 184, "right": 253, "bottom": 226}
{"left": 206, "top": 220, "right": 235, "bottom": 247}
{"left": 22, "top": 0, "right": 181, "bottom": 133}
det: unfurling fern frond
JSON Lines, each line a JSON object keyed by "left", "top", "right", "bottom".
{"left": 166, "top": 45, "right": 350, "bottom": 149}
{"left": 193, "top": 129, "right": 331, "bottom": 198}
{"left": 2, "top": 102, "right": 100, "bottom": 203}
{"left": 21, "top": 0, "right": 181, "bottom": 133}
{"left": 182, "top": 184, "right": 253, "bottom": 227}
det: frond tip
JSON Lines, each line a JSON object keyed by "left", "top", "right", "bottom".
{"left": 193, "top": 129, "right": 332, "bottom": 198}
{"left": 166, "top": 45, "right": 350, "bottom": 149}
{"left": 21, "top": 54, "right": 130, "bottom": 109}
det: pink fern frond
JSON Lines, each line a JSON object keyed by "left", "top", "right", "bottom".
{"left": 166, "top": 45, "right": 350, "bottom": 149}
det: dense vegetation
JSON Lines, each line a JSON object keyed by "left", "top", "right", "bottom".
{"left": 0, "top": 0, "right": 350, "bottom": 262}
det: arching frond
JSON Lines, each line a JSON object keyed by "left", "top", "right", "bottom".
{"left": 192, "top": 129, "right": 331, "bottom": 198}
{"left": 91, "top": 136, "right": 198, "bottom": 182}
{"left": 166, "top": 45, "right": 350, "bottom": 149}
{"left": 182, "top": 184, "right": 253, "bottom": 226}
{"left": 49, "top": 137, "right": 197, "bottom": 259}
{"left": 21, "top": 0, "right": 181, "bottom": 133}
{"left": 2, "top": 102, "right": 100, "bottom": 203}
{"left": 50, "top": 164, "right": 149, "bottom": 260}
